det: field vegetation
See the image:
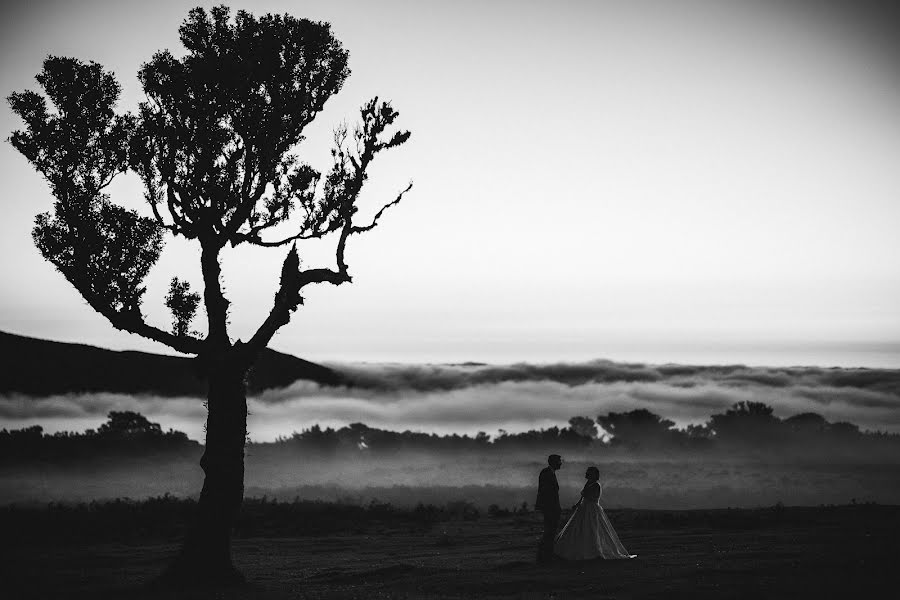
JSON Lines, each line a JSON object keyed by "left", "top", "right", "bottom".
{"left": 3, "top": 496, "right": 898, "bottom": 598}
{"left": 3, "top": 403, "right": 900, "bottom": 510}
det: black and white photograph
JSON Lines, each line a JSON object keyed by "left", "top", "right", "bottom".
{"left": 1, "top": 1, "right": 899, "bottom": 598}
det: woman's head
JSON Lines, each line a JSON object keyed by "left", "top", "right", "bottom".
{"left": 585, "top": 466, "right": 600, "bottom": 481}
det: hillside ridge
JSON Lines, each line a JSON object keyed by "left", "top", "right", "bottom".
{"left": 0, "top": 330, "right": 344, "bottom": 396}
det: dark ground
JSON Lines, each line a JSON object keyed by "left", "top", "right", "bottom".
{"left": 3, "top": 503, "right": 899, "bottom": 599}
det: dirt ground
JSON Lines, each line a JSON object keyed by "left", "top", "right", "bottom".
{"left": 5, "top": 505, "right": 899, "bottom": 599}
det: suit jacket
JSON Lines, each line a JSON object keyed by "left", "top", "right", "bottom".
{"left": 535, "top": 466, "right": 560, "bottom": 513}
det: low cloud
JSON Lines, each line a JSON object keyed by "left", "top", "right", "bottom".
{"left": 2, "top": 361, "right": 899, "bottom": 441}
{"left": 327, "top": 360, "right": 664, "bottom": 391}
{"left": 330, "top": 361, "right": 900, "bottom": 395}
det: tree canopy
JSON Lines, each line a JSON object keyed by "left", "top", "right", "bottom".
{"left": 8, "top": 5, "right": 411, "bottom": 361}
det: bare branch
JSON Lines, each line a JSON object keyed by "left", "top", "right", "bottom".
{"left": 246, "top": 225, "right": 355, "bottom": 357}
{"left": 234, "top": 229, "right": 327, "bottom": 248}
{"left": 244, "top": 98, "right": 411, "bottom": 358}
{"left": 236, "top": 215, "right": 343, "bottom": 247}
{"left": 351, "top": 182, "right": 412, "bottom": 234}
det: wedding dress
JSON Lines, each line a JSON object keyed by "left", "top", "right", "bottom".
{"left": 553, "top": 481, "right": 636, "bottom": 560}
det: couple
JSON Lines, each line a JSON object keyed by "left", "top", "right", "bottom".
{"left": 536, "top": 454, "right": 636, "bottom": 563}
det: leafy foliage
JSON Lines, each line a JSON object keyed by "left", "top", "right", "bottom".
{"left": 165, "top": 277, "right": 201, "bottom": 337}
{"left": 707, "top": 401, "right": 782, "bottom": 444}
{"left": 8, "top": 57, "right": 163, "bottom": 317}
{"left": 130, "top": 5, "right": 352, "bottom": 246}
{"left": 568, "top": 416, "right": 599, "bottom": 439}
{"left": 8, "top": 5, "right": 411, "bottom": 358}
{"left": 98, "top": 411, "right": 164, "bottom": 437}
{"left": 596, "top": 409, "right": 680, "bottom": 450}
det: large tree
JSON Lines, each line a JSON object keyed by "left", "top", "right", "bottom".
{"left": 8, "top": 5, "right": 411, "bottom": 583}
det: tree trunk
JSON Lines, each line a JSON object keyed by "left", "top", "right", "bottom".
{"left": 163, "top": 357, "right": 249, "bottom": 586}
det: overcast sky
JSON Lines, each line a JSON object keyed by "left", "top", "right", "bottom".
{"left": 1, "top": 0, "right": 899, "bottom": 367}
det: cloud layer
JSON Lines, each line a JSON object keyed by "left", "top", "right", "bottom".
{"left": 2, "top": 360, "right": 899, "bottom": 442}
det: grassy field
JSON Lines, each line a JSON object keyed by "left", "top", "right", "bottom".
{"left": 6, "top": 453, "right": 900, "bottom": 509}
{"left": 3, "top": 501, "right": 898, "bottom": 599}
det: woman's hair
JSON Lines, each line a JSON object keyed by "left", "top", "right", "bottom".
{"left": 586, "top": 466, "right": 600, "bottom": 480}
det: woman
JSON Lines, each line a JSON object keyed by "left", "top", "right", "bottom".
{"left": 553, "top": 466, "right": 636, "bottom": 560}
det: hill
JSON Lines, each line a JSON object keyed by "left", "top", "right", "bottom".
{"left": 0, "top": 330, "right": 344, "bottom": 396}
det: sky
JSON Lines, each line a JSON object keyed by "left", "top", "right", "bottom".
{"left": 1, "top": 0, "right": 899, "bottom": 367}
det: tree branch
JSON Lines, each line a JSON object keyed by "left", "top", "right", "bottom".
{"left": 200, "top": 242, "right": 230, "bottom": 346}
{"left": 243, "top": 99, "right": 411, "bottom": 359}
{"left": 147, "top": 190, "right": 181, "bottom": 234}
{"left": 78, "top": 285, "right": 204, "bottom": 355}
{"left": 235, "top": 220, "right": 340, "bottom": 248}
{"left": 245, "top": 224, "right": 353, "bottom": 358}
{"left": 350, "top": 182, "right": 412, "bottom": 234}
{"left": 166, "top": 185, "right": 191, "bottom": 233}
{"left": 221, "top": 152, "right": 268, "bottom": 245}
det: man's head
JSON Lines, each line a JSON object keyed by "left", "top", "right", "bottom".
{"left": 548, "top": 454, "right": 562, "bottom": 470}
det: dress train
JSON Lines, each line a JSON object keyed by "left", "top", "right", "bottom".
{"left": 553, "top": 481, "right": 636, "bottom": 560}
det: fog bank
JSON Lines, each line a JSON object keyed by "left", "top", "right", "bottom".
{"left": 2, "top": 360, "right": 898, "bottom": 441}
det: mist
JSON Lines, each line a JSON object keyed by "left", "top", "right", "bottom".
{"left": 5, "top": 445, "right": 900, "bottom": 510}
{"left": 4, "top": 360, "right": 899, "bottom": 509}
{"left": 2, "top": 360, "right": 898, "bottom": 442}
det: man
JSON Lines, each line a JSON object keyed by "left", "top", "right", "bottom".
{"left": 535, "top": 453, "right": 562, "bottom": 564}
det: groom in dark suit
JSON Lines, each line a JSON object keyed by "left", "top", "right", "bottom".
{"left": 535, "top": 453, "right": 562, "bottom": 564}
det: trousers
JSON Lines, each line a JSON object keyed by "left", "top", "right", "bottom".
{"left": 537, "top": 509, "right": 560, "bottom": 563}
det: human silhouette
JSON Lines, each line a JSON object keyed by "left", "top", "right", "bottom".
{"left": 535, "top": 453, "right": 562, "bottom": 564}
{"left": 553, "top": 466, "right": 636, "bottom": 560}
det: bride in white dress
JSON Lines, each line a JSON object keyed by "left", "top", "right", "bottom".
{"left": 553, "top": 466, "right": 636, "bottom": 560}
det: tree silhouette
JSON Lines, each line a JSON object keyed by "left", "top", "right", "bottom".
{"left": 784, "top": 412, "right": 828, "bottom": 434}
{"left": 707, "top": 401, "right": 783, "bottom": 446}
{"left": 596, "top": 409, "right": 681, "bottom": 450}
{"left": 98, "top": 411, "right": 163, "bottom": 437}
{"left": 568, "top": 416, "right": 598, "bottom": 440}
{"left": 7, "top": 5, "right": 411, "bottom": 584}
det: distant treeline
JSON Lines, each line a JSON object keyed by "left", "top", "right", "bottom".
{"left": 0, "top": 412, "right": 199, "bottom": 461}
{"left": 257, "top": 402, "right": 899, "bottom": 458}
{"left": 3, "top": 402, "right": 899, "bottom": 462}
